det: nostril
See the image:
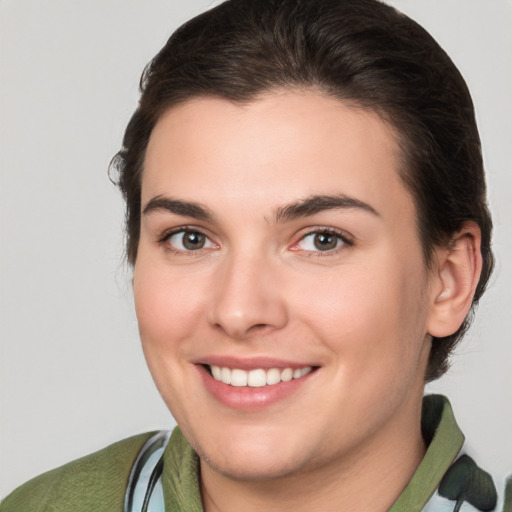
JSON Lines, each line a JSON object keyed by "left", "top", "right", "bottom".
{"left": 246, "top": 323, "right": 275, "bottom": 336}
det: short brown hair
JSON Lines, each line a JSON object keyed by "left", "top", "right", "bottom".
{"left": 112, "top": 0, "right": 494, "bottom": 381}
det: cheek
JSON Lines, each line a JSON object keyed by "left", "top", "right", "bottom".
{"left": 132, "top": 259, "right": 211, "bottom": 420}
{"left": 133, "top": 260, "right": 209, "bottom": 347}
{"left": 291, "top": 256, "right": 428, "bottom": 369}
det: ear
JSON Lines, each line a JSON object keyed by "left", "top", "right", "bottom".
{"left": 426, "top": 221, "right": 483, "bottom": 338}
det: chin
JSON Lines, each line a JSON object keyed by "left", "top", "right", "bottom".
{"left": 201, "top": 448, "right": 308, "bottom": 482}
{"left": 190, "top": 427, "right": 313, "bottom": 482}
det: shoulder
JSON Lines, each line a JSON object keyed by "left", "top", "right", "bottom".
{"left": 0, "top": 432, "right": 157, "bottom": 512}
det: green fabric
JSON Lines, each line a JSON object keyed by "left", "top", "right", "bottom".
{"left": 162, "top": 428, "right": 203, "bottom": 512}
{"left": 389, "top": 394, "right": 464, "bottom": 511}
{"left": 0, "top": 395, "right": 464, "bottom": 512}
{"left": 0, "top": 432, "right": 156, "bottom": 512}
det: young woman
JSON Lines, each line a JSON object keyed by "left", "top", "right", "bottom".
{"left": 2, "top": 1, "right": 510, "bottom": 511}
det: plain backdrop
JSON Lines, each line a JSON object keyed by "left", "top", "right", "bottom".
{"left": 1, "top": 0, "right": 511, "bottom": 499}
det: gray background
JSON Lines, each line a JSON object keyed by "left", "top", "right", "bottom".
{"left": 1, "top": 0, "right": 511, "bottom": 499}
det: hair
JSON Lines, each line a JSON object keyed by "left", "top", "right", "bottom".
{"left": 112, "top": 0, "right": 493, "bottom": 381}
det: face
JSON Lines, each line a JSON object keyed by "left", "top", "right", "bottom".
{"left": 134, "top": 90, "right": 436, "bottom": 481}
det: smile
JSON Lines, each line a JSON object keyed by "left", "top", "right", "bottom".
{"left": 208, "top": 365, "right": 313, "bottom": 387}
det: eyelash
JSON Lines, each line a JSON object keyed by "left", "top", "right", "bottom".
{"left": 157, "top": 226, "right": 216, "bottom": 255}
{"left": 156, "top": 226, "right": 354, "bottom": 256}
{"left": 293, "top": 227, "right": 354, "bottom": 257}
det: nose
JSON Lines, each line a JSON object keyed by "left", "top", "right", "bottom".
{"left": 208, "top": 252, "right": 288, "bottom": 340}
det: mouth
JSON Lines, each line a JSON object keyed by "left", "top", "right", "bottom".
{"left": 196, "top": 358, "right": 320, "bottom": 410}
{"left": 205, "top": 364, "right": 314, "bottom": 387}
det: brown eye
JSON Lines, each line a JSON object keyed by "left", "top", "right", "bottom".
{"left": 297, "top": 230, "right": 346, "bottom": 252}
{"left": 313, "top": 233, "right": 339, "bottom": 251}
{"left": 182, "top": 231, "right": 205, "bottom": 250}
{"left": 167, "top": 230, "right": 214, "bottom": 251}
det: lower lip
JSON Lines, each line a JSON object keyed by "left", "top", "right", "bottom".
{"left": 196, "top": 365, "right": 316, "bottom": 411}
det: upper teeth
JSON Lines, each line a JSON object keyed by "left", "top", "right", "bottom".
{"left": 210, "top": 365, "right": 312, "bottom": 387}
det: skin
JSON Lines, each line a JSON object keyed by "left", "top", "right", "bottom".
{"left": 133, "top": 90, "right": 480, "bottom": 512}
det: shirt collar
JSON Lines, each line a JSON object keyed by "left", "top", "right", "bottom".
{"left": 389, "top": 394, "right": 464, "bottom": 511}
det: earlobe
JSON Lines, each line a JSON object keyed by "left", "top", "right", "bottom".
{"left": 427, "top": 222, "right": 483, "bottom": 338}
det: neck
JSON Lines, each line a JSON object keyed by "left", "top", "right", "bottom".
{"left": 200, "top": 394, "right": 426, "bottom": 512}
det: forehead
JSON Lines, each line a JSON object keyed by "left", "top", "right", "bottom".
{"left": 142, "top": 90, "right": 414, "bottom": 224}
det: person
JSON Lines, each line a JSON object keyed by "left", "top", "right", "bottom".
{"left": 1, "top": 0, "right": 510, "bottom": 511}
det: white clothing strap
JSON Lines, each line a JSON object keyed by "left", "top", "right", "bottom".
{"left": 124, "top": 430, "right": 172, "bottom": 512}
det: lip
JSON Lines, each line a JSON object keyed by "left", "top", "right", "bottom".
{"left": 195, "top": 355, "right": 317, "bottom": 371}
{"left": 194, "top": 357, "right": 319, "bottom": 411}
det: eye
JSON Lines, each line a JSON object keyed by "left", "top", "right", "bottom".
{"left": 165, "top": 229, "right": 216, "bottom": 251}
{"left": 296, "top": 230, "right": 349, "bottom": 252}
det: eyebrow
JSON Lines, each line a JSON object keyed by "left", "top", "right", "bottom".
{"left": 274, "top": 194, "right": 380, "bottom": 223}
{"left": 142, "top": 196, "right": 214, "bottom": 221}
{"left": 142, "top": 193, "right": 379, "bottom": 223}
